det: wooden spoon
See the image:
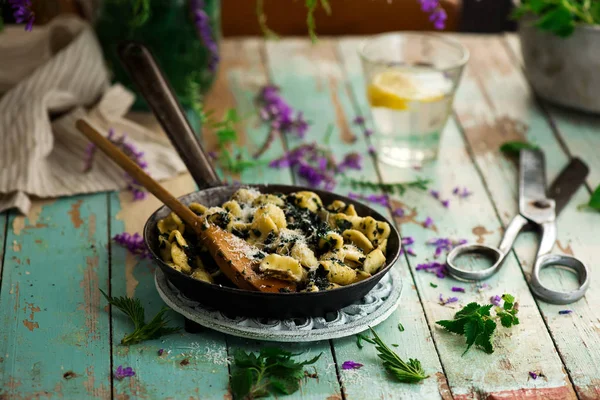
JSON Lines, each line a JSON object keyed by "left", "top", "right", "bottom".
{"left": 76, "top": 119, "right": 295, "bottom": 293}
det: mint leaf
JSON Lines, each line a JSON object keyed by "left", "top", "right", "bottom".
{"left": 587, "top": 185, "right": 600, "bottom": 212}
{"left": 500, "top": 141, "right": 538, "bottom": 155}
{"left": 436, "top": 295, "right": 519, "bottom": 355}
{"left": 536, "top": 5, "right": 575, "bottom": 37}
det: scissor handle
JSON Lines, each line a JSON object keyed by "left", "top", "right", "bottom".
{"left": 529, "top": 254, "right": 590, "bottom": 304}
{"left": 446, "top": 243, "right": 506, "bottom": 281}
{"left": 446, "top": 215, "right": 529, "bottom": 281}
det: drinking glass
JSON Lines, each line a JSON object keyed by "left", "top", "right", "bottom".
{"left": 360, "top": 33, "right": 469, "bottom": 167}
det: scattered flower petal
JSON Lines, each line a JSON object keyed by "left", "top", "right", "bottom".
{"left": 529, "top": 371, "right": 538, "bottom": 380}
{"left": 439, "top": 294, "right": 458, "bottom": 305}
{"left": 451, "top": 286, "right": 465, "bottom": 293}
{"left": 393, "top": 208, "right": 405, "bottom": 217}
{"left": 490, "top": 295, "right": 502, "bottom": 306}
{"left": 113, "top": 232, "right": 151, "bottom": 259}
{"left": 368, "top": 145, "right": 376, "bottom": 155}
{"left": 423, "top": 217, "right": 434, "bottom": 228}
{"left": 416, "top": 262, "right": 447, "bottom": 278}
{"left": 406, "top": 248, "right": 416, "bottom": 256}
{"left": 558, "top": 310, "right": 573, "bottom": 315}
{"left": 476, "top": 283, "right": 490, "bottom": 292}
{"left": 441, "top": 199, "right": 450, "bottom": 208}
{"left": 114, "top": 365, "right": 135, "bottom": 381}
{"left": 342, "top": 361, "right": 364, "bottom": 370}
{"left": 353, "top": 116, "right": 365, "bottom": 126}
{"left": 158, "top": 349, "right": 164, "bottom": 356}
{"left": 430, "top": 190, "right": 440, "bottom": 199}
{"left": 364, "top": 128, "right": 373, "bottom": 137}
{"left": 401, "top": 237, "right": 414, "bottom": 246}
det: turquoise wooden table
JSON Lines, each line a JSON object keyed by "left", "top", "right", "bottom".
{"left": 1, "top": 34, "right": 600, "bottom": 400}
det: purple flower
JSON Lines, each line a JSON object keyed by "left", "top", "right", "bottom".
{"left": 158, "top": 349, "right": 164, "bottom": 356}
{"left": 337, "top": 153, "right": 362, "bottom": 173}
{"left": 529, "top": 371, "right": 538, "bottom": 380}
{"left": 393, "top": 208, "right": 404, "bottom": 217}
{"left": 368, "top": 146, "right": 376, "bottom": 155}
{"left": 416, "top": 261, "right": 447, "bottom": 278}
{"left": 342, "top": 361, "right": 363, "bottom": 370}
{"left": 365, "top": 194, "right": 390, "bottom": 207}
{"left": 84, "top": 128, "right": 148, "bottom": 201}
{"left": 190, "top": 0, "right": 219, "bottom": 72}
{"left": 364, "top": 128, "right": 373, "bottom": 137}
{"left": 490, "top": 295, "right": 502, "bottom": 306}
{"left": 406, "top": 248, "right": 416, "bottom": 256}
{"left": 426, "top": 237, "right": 465, "bottom": 259}
{"left": 114, "top": 365, "right": 135, "bottom": 381}
{"left": 441, "top": 199, "right": 450, "bottom": 208}
{"left": 401, "top": 237, "right": 414, "bottom": 246}
{"left": 430, "top": 190, "right": 440, "bottom": 199}
{"left": 353, "top": 116, "right": 365, "bottom": 126}
{"left": 453, "top": 186, "right": 472, "bottom": 198}
{"left": 113, "top": 232, "right": 151, "bottom": 259}
{"left": 9, "top": 0, "right": 35, "bottom": 31}
{"left": 453, "top": 187, "right": 459, "bottom": 195}
{"left": 257, "top": 86, "right": 309, "bottom": 139}
{"left": 418, "top": 0, "right": 447, "bottom": 30}
{"left": 423, "top": 217, "right": 434, "bottom": 228}
{"left": 439, "top": 294, "right": 458, "bottom": 305}
{"left": 348, "top": 192, "right": 360, "bottom": 200}
{"left": 558, "top": 310, "right": 573, "bottom": 315}
{"left": 451, "top": 286, "right": 465, "bottom": 293}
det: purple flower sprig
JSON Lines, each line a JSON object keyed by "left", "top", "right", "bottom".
{"left": 270, "top": 143, "right": 361, "bottom": 190}
{"left": 113, "top": 232, "right": 151, "bottom": 259}
{"left": 190, "top": 0, "right": 219, "bottom": 72}
{"left": 418, "top": 0, "right": 447, "bottom": 30}
{"left": 427, "top": 237, "right": 467, "bottom": 258}
{"left": 9, "top": 0, "right": 35, "bottom": 31}
{"left": 342, "top": 360, "right": 364, "bottom": 370}
{"left": 257, "top": 85, "right": 309, "bottom": 139}
{"left": 114, "top": 365, "right": 135, "bottom": 381}
{"left": 84, "top": 128, "right": 148, "bottom": 201}
{"left": 353, "top": 115, "right": 374, "bottom": 138}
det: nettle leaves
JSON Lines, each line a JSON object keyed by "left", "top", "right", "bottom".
{"left": 436, "top": 294, "right": 520, "bottom": 355}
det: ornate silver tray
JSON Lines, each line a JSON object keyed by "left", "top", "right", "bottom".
{"left": 155, "top": 267, "right": 402, "bottom": 342}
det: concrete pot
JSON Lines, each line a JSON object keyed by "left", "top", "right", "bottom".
{"left": 519, "top": 22, "right": 600, "bottom": 114}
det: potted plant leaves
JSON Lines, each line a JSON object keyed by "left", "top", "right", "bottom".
{"left": 514, "top": 1, "right": 600, "bottom": 114}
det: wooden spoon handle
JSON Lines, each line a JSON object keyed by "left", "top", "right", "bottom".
{"left": 76, "top": 119, "right": 199, "bottom": 228}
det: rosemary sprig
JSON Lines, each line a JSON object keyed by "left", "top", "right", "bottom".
{"left": 368, "top": 327, "right": 428, "bottom": 383}
{"left": 344, "top": 177, "right": 431, "bottom": 195}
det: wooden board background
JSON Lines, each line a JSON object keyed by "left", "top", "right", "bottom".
{"left": 1, "top": 34, "right": 599, "bottom": 399}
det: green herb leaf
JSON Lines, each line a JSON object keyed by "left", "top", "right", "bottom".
{"left": 344, "top": 177, "right": 430, "bottom": 196}
{"left": 500, "top": 141, "right": 539, "bottom": 155}
{"left": 367, "top": 327, "right": 428, "bottom": 383}
{"left": 436, "top": 296, "right": 519, "bottom": 355}
{"left": 398, "top": 323, "right": 405, "bottom": 332}
{"left": 587, "top": 185, "right": 600, "bottom": 211}
{"left": 230, "top": 348, "right": 321, "bottom": 400}
{"left": 430, "top": 282, "right": 438, "bottom": 288}
{"left": 100, "top": 290, "right": 180, "bottom": 345}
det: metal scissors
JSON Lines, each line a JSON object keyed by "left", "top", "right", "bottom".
{"left": 446, "top": 149, "right": 590, "bottom": 304}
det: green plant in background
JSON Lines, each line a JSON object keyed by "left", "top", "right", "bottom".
{"left": 513, "top": 0, "right": 600, "bottom": 37}
{"left": 94, "top": 0, "right": 220, "bottom": 111}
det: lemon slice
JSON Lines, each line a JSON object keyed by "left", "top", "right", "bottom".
{"left": 367, "top": 69, "right": 446, "bottom": 110}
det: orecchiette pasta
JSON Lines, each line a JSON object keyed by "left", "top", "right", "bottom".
{"left": 155, "top": 188, "right": 391, "bottom": 292}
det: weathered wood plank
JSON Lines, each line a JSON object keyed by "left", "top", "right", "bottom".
{"left": 0, "top": 196, "right": 111, "bottom": 399}
{"left": 266, "top": 38, "right": 447, "bottom": 399}
{"left": 499, "top": 33, "right": 600, "bottom": 399}
{"left": 213, "top": 39, "right": 341, "bottom": 399}
{"left": 338, "top": 36, "right": 576, "bottom": 399}
{"left": 453, "top": 34, "right": 600, "bottom": 398}
{"left": 0, "top": 213, "right": 6, "bottom": 277}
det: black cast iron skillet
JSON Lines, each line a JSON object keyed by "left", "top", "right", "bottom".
{"left": 119, "top": 42, "right": 401, "bottom": 318}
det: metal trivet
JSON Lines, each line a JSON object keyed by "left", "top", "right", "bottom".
{"left": 155, "top": 267, "right": 402, "bottom": 342}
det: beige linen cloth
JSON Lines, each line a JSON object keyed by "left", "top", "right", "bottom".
{"left": 0, "top": 16, "right": 186, "bottom": 214}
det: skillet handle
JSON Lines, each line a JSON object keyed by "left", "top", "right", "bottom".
{"left": 117, "top": 41, "right": 221, "bottom": 189}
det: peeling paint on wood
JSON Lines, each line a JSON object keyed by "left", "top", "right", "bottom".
{"left": 68, "top": 199, "right": 84, "bottom": 228}
{"left": 11, "top": 199, "right": 55, "bottom": 236}
{"left": 0, "top": 195, "right": 110, "bottom": 399}
{"left": 472, "top": 225, "right": 493, "bottom": 244}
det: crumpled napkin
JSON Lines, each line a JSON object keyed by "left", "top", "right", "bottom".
{"left": 0, "top": 16, "right": 186, "bottom": 214}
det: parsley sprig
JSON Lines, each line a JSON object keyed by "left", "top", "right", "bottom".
{"left": 436, "top": 294, "right": 520, "bottom": 355}
{"left": 344, "top": 177, "right": 430, "bottom": 195}
{"left": 100, "top": 290, "right": 180, "bottom": 345}
{"left": 230, "top": 348, "right": 321, "bottom": 400}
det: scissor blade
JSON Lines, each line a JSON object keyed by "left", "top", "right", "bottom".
{"left": 519, "top": 149, "right": 548, "bottom": 206}
{"left": 548, "top": 157, "right": 589, "bottom": 215}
